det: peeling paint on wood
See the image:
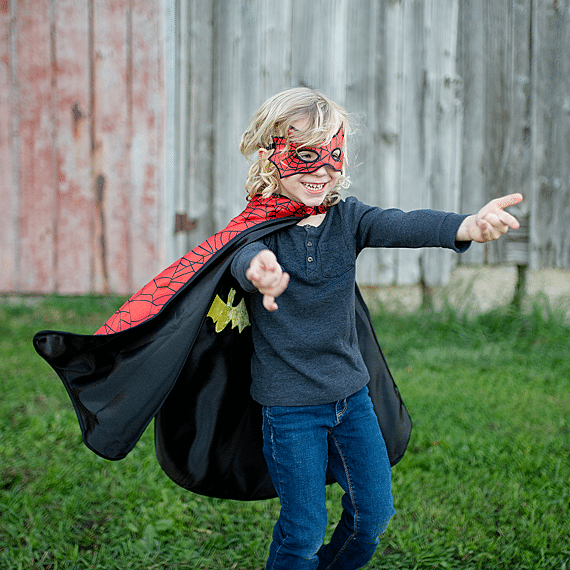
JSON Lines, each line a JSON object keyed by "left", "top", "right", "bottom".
{"left": 0, "top": 0, "right": 16, "bottom": 292}
{"left": 130, "top": 0, "right": 163, "bottom": 288}
{"left": 92, "top": 0, "right": 132, "bottom": 294}
{"left": 54, "top": 0, "right": 92, "bottom": 294}
{"left": 17, "top": 0, "right": 57, "bottom": 292}
{"left": 1, "top": 0, "right": 568, "bottom": 295}
{"left": 0, "top": 0, "right": 165, "bottom": 295}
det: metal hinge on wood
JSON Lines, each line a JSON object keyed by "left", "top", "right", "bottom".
{"left": 175, "top": 212, "right": 197, "bottom": 233}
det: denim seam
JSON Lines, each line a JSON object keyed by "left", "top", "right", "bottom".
{"left": 264, "top": 409, "right": 291, "bottom": 570}
{"left": 335, "top": 399, "right": 348, "bottom": 424}
{"left": 325, "top": 429, "right": 358, "bottom": 569}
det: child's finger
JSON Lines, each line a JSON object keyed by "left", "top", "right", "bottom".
{"left": 256, "top": 249, "right": 281, "bottom": 272}
{"left": 246, "top": 251, "right": 282, "bottom": 286}
{"left": 260, "top": 271, "right": 289, "bottom": 297}
{"left": 482, "top": 212, "right": 509, "bottom": 231}
{"left": 495, "top": 193, "right": 523, "bottom": 211}
{"left": 476, "top": 217, "right": 490, "bottom": 238}
{"left": 492, "top": 196, "right": 521, "bottom": 230}
{"left": 262, "top": 294, "right": 278, "bottom": 312}
{"left": 497, "top": 210, "right": 520, "bottom": 230}
{"left": 272, "top": 271, "right": 289, "bottom": 297}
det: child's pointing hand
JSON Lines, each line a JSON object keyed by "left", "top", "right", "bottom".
{"left": 246, "top": 250, "right": 290, "bottom": 312}
{"left": 456, "top": 193, "right": 523, "bottom": 243}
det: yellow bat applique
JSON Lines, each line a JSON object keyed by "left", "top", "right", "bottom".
{"left": 207, "top": 288, "right": 251, "bottom": 333}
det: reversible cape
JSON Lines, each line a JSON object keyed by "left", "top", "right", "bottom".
{"left": 33, "top": 195, "right": 412, "bottom": 501}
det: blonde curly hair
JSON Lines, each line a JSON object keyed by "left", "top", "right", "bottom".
{"left": 240, "top": 88, "right": 352, "bottom": 207}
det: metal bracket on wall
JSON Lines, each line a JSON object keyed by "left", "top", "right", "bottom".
{"left": 174, "top": 213, "right": 197, "bottom": 233}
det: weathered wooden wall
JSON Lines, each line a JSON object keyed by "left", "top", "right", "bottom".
{"left": 458, "top": 0, "right": 570, "bottom": 270}
{"left": 177, "top": 0, "right": 570, "bottom": 289}
{"left": 0, "top": 0, "right": 164, "bottom": 294}
{"left": 1, "top": 0, "right": 568, "bottom": 294}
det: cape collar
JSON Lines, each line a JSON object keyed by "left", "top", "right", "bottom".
{"left": 96, "top": 195, "right": 326, "bottom": 334}
{"left": 243, "top": 195, "right": 327, "bottom": 221}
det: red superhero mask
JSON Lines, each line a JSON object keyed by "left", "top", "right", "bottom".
{"left": 267, "top": 125, "right": 344, "bottom": 178}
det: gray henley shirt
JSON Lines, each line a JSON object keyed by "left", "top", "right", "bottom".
{"left": 231, "top": 196, "right": 469, "bottom": 407}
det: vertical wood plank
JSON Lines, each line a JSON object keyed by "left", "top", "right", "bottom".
{"left": 531, "top": 0, "right": 570, "bottom": 267}
{"left": 229, "top": 1, "right": 294, "bottom": 218}
{"left": 186, "top": 0, "right": 215, "bottom": 252}
{"left": 161, "top": 0, "right": 177, "bottom": 266}
{"left": 212, "top": 1, "right": 250, "bottom": 229}
{"left": 212, "top": 0, "right": 235, "bottom": 231}
{"left": 488, "top": 0, "right": 532, "bottom": 264}
{"left": 375, "top": 0, "right": 405, "bottom": 285}
{"left": 237, "top": 1, "right": 262, "bottom": 135}
{"left": 529, "top": 0, "right": 544, "bottom": 269}
{"left": 290, "top": 0, "right": 349, "bottom": 103}
{"left": 395, "top": 0, "right": 426, "bottom": 284}
{"left": 378, "top": 0, "right": 404, "bottom": 222}
{"left": 130, "top": 0, "right": 163, "bottom": 287}
{"left": 0, "top": 0, "right": 17, "bottom": 291}
{"left": 457, "top": 0, "right": 487, "bottom": 265}
{"left": 174, "top": 0, "right": 191, "bottom": 257}
{"left": 17, "top": 0, "right": 56, "bottom": 292}
{"left": 482, "top": 1, "right": 511, "bottom": 264}
{"left": 92, "top": 0, "right": 131, "bottom": 293}
{"left": 53, "top": 0, "right": 92, "bottom": 293}
{"left": 421, "top": 0, "right": 463, "bottom": 286}
{"left": 347, "top": 0, "right": 400, "bottom": 286}
{"left": 258, "top": 0, "right": 292, "bottom": 97}
{"left": 546, "top": 0, "right": 570, "bottom": 267}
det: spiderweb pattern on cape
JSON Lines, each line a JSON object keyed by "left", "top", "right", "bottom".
{"left": 96, "top": 196, "right": 325, "bottom": 335}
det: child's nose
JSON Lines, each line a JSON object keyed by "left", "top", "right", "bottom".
{"left": 312, "top": 166, "right": 330, "bottom": 177}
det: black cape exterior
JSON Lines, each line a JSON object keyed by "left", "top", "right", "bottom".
{"left": 33, "top": 199, "right": 412, "bottom": 501}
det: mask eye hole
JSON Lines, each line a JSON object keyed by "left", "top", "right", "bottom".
{"left": 296, "top": 149, "right": 319, "bottom": 162}
{"left": 331, "top": 148, "right": 342, "bottom": 162}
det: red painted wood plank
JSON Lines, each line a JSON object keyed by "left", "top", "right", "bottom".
{"left": 54, "top": 0, "right": 92, "bottom": 294}
{"left": 17, "top": 0, "right": 56, "bottom": 292}
{"left": 0, "top": 0, "right": 16, "bottom": 291}
{"left": 130, "top": 0, "right": 163, "bottom": 287}
{"left": 92, "top": 0, "right": 132, "bottom": 294}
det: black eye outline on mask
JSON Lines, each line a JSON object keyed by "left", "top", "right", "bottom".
{"left": 295, "top": 148, "right": 319, "bottom": 163}
{"left": 331, "top": 148, "right": 342, "bottom": 162}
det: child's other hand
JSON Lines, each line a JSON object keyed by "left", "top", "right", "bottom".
{"left": 456, "top": 193, "right": 523, "bottom": 243}
{"left": 246, "top": 250, "right": 289, "bottom": 311}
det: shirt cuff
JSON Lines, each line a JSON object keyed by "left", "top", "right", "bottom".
{"left": 441, "top": 213, "right": 471, "bottom": 253}
{"left": 230, "top": 241, "right": 268, "bottom": 293}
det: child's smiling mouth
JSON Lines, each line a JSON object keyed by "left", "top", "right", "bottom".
{"left": 302, "top": 182, "right": 327, "bottom": 193}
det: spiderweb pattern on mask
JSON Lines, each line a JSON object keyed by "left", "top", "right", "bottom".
{"left": 269, "top": 126, "right": 344, "bottom": 178}
{"left": 96, "top": 196, "right": 325, "bottom": 335}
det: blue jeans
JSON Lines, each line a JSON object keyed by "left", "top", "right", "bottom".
{"left": 262, "top": 386, "right": 395, "bottom": 570}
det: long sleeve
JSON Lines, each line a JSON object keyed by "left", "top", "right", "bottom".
{"left": 230, "top": 241, "right": 268, "bottom": 293}
{"left": 339, "top": 196, "right": 470, "bottom": 254}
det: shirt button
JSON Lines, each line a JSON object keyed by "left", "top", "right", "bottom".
{"left": 307, "top": 241, "right": 313, "bottom": 247}
{"left": 307, "top": 256, "right": 314, "bottom": 263}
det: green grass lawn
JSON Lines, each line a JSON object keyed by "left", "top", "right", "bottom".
{"left": 1, "top": 295, "right": 569, "bottom": 569}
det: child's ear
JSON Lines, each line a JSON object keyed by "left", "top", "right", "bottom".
{"left": 258, "top": 148, "right": 270, "bottom": 161}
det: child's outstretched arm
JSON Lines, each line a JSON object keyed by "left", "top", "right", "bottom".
{"left": 456, "top": 193, "right": 523, "bottom": 243}
{"left": 246, "top": 249, "right": 290, "bottom": 312}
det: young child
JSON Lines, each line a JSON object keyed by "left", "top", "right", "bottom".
{"left": 230, "top": 87, "right": 522, "bottom": 570}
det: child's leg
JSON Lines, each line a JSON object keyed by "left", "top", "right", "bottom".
{"left": 261, "top": 405, "right": 331, "bottom": 570}
{"left": 317, "top": 386, "right": 395, "bottom": 570}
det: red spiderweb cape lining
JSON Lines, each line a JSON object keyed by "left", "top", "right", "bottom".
{"left": 97, "top": 196, "right": 325, "bottom": 335}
